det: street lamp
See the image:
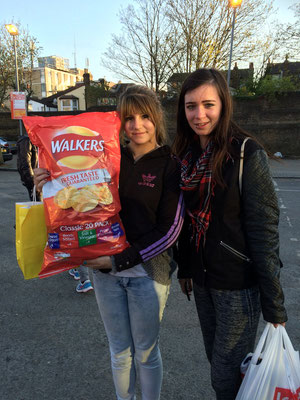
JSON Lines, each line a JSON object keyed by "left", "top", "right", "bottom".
{"left": 5, "top": 23, "right": 23, "bottom": 136}
{"left": 227, "top": 0, "right": 243, "bottom": 87}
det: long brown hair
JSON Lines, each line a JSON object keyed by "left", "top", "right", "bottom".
{"left": 172, "top": 68, "right": 252, "bottom": 186}
{"left": 118, "top": 85, "right": 167, "bottom": 146}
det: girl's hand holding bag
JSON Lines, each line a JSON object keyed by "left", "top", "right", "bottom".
{"left": 236, "top": 323, "right": 300, "bottom": 400}
{"left": 15, "top": 187, "right": 47, "bottom": 279}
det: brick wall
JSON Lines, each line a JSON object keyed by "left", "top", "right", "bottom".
{"left": 162, "top": 91, "right": 300, "bottom": 157}
{"left": 1, "top": 93, "right": 299, "bottom": 157}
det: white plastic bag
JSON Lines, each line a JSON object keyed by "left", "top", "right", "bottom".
{"left": 236, "top": 323, "right": 300, "bottom": 400}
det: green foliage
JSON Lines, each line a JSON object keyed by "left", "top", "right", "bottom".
{"left": 255, "top": 76, "right": 297, "bottom": 100}
{"left": 234, "top": 75, "right": 297, "bottom": 102}
{"left": 233, "top": 77, "right": 256, "bottom": 97}
{"left": 85, "top": 80, "right": 112, "bottom": 108}
{"left": 0, "top": 21, "right": 41, "bottom": 108}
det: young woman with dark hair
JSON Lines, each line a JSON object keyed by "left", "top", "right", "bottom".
{"left": 173, "top": 68, "right": 287, "bottom": 400}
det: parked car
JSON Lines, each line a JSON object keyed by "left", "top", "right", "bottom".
{"left": 0, "top": 136, "right": 17, "bottom": 154}
{"left": 0, "top": 143, "right": 13, "bottom": 161}
{"left": 0, "top": 137, "right": 10, "bottom": 152}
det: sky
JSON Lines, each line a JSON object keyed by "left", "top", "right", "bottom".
{"left": 2, "top": 0, "right": 298, "bottom": 82}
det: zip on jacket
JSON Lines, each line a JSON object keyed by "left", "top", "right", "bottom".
{"left": 220, "top": 241, "right": 252, "bottom": 263}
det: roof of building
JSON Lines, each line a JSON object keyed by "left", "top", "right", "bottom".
{"left": 267, "top": 60, "right": 300, "bottom": 75}
{"left": 45, "top": 83, "right": 85, "bottom": 102}
{"left": 59, "top": 95, "right": 79, "bottom": 100}
{"left": 167, "top": 73, "right": 190, "bottom": 83}
{"left": 29, "top": 96, "right": 58, "bottom": 108}
{"left": 109, "top": 83, "right": 135, "bottom": 95}
{"left": 29, "top": 83, "right": 84, "bottom": 108}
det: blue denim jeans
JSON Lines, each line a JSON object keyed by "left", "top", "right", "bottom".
{"left": 93, "top": 270, "right": 170, "bottom": 400}
{"left": 77, "top": 265, "right": 89, "bottom": 282}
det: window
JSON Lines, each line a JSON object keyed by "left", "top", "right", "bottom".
{"left": 72, "top": 99, "right": 78, "bottom": 110}
{"left": 61, "top": 99, "right": 71, "bottom": 111}
{"left": 97, "top": 97, "right": 116, "bottom": 106}
{"left": 40, "top": 70, "right": 45, "bottom": 83}
{"left": 60, "top": 99, "right": 79, "bottom": 111}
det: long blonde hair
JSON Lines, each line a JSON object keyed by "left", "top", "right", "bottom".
{"left": 118, "top": 85, "right": 167, "bottom": 146}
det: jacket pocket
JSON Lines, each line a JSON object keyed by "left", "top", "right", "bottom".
{"left": 220, "top": 241, "right": 252, "bottom": 263}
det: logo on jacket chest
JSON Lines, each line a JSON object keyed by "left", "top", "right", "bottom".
{"left": 138, "top": 173, "right": 156, "bottom": 188}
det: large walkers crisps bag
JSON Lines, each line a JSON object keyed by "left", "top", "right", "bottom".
{"left": 23, "top": 112, "right": 128, "bottom": 278}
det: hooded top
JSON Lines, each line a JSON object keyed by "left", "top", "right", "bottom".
{"left": 112, "top": 145, "right": 184, "bottom": 283}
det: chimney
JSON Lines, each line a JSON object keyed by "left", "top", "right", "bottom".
{"left": 83, "top": 72, "right": 90, "bottom": 85}
{"left": 249, "top": 62, "right": 254, "bottom": 69}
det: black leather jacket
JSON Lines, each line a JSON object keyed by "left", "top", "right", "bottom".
{"left": 17, "top": 136, "right": 38, "bottom": 190}
{"left": 177, "top": 137, "right": 287, "bottom": 324}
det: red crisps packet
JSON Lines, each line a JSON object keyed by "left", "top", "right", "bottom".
{"left": 23, "top": 112, "right": 128, "bottom": 278}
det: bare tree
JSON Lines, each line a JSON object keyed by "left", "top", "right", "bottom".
{"left": 275, "top": 3, "right": 300, "bottom": 59}
{"left": 166, "top": 0, "right": 275, "bottom": 72}
{"left": 0, "top": 21, "right": 41, "bottom": 109}
{"left": 102, "top": 0, "right": 276, "bottom": 90}
{"left": 101, "top": 0, "right": 184, "bottom": 91}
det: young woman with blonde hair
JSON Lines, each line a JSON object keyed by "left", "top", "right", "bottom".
{"left": 35, "top": 85, "right": 184, "bottom": 400}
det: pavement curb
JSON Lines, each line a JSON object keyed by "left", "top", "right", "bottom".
{"left": 273, "top": 176, "right": 300, "bottom": 179}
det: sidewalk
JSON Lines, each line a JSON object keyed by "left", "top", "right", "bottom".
{"left": 1, "top": 154, "right": 299, "bottom": 178}
{"left": 0, "top": 154, "right": 17, "bottom": 171}
{"left": 269, "top": 158, "right": 300, "bottom": 179}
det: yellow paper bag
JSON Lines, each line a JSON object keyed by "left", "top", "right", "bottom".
{"left": 15, "top": 202, "right": 47, "bottom": 279}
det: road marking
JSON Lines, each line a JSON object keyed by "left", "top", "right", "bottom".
{"left": 278, "top": 197, "right": 293, "bottom": 227}
{"left": 276, "top": 189, "right": 300, "bottom": 192}
{"left": 286, "top": 216, "right": 293, "bottom": 228}
{"left": 290, "top": 238, "right": 298, "bottom": 241}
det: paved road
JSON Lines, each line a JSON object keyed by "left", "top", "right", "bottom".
{"left": 1, "top": 155, "right": 299, "bottom": 400}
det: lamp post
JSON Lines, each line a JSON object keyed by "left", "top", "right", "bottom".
{"left": 227, "top": 0, "right": 243, "bottom": 87}
{"left": 5, "top": 23, "right": 23, "bottom": 136}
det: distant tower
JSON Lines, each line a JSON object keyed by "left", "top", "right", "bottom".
{"left": 73, "top": 37, "right": 77, "bottom": 69}
{"left": 85, "top": 58, "right": 89, "bottom": 70}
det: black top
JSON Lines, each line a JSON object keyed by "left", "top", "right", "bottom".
{"left": 177, "top": 137, "right": 287, "bottom": 323}
{"left": 113, "top": 145, "right": 184, "bottom": 273}
{"left": 17, "top": 136, "right": 38, "bottom": 190}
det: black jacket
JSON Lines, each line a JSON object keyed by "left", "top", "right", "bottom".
{"left": 113, "top": 145, "right": 184, "bottom": 273}
{"left": 177, "top": 137, "right": 287, "bottom": 323}
{"left": 17, "top": 136, "right": 38, "bottom": 190}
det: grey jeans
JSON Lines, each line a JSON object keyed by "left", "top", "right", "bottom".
{"left": 193, "top": 283, "right": 261, "bottom": 400}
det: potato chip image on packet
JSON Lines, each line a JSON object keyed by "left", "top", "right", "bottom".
{"left": 54, "top": 186, "right": 77, "bottom": 209}
{"left": 23, "top": 112, "right": 128, "bottom": 278}
{"left": 85, "top": 184, "right": 113, "bottom": 205}
{"left": 70, "top": 188, "right": 99, "bottom": 213}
